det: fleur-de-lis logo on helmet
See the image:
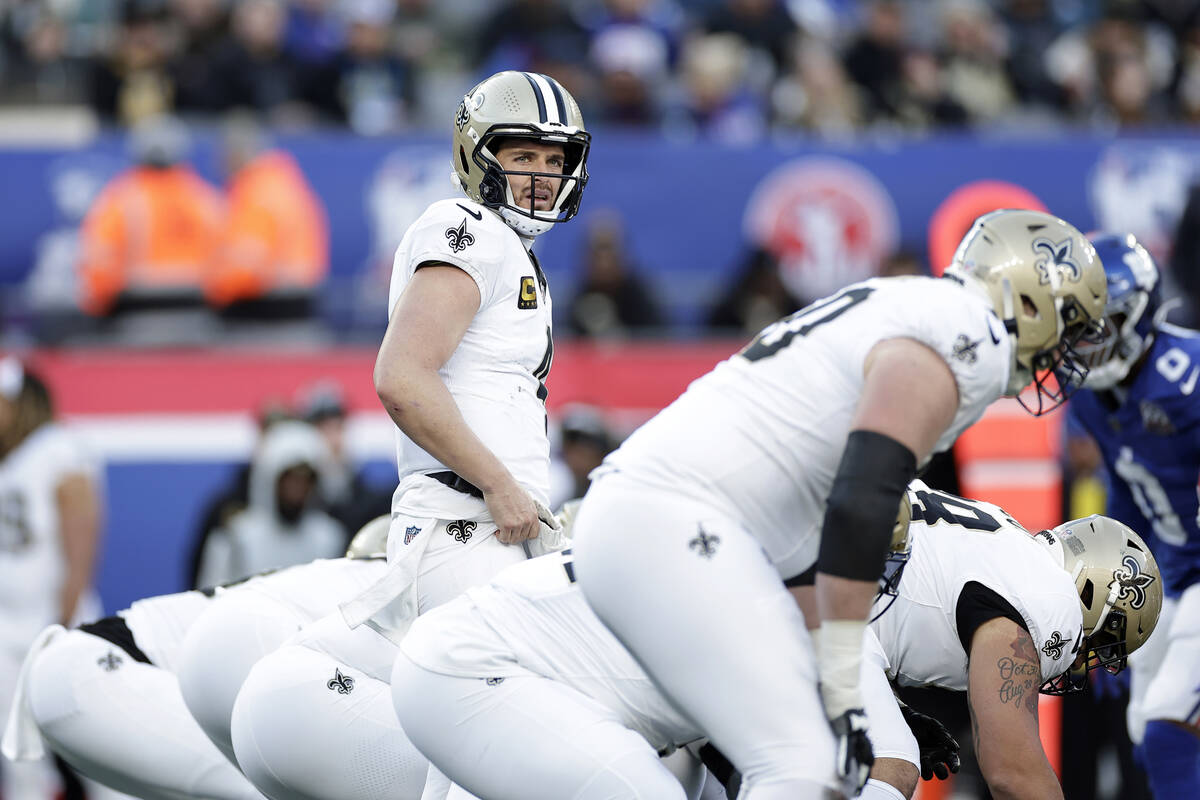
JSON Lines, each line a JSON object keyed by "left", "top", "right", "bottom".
{"left": 1033, "top": 237, "right": 1082, "bottom": 284}
{"left": 1112, "top": 554, "right": 1155, "bottom": 609}
{"left": 445, "top": 219, "right": 476, "bottom": 253}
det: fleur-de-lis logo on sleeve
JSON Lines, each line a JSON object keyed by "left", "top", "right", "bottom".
{"left": 1041, "top": 630, "right": 1068, "bottom": 660}
{"left": 445, "top": 219, "right": 476, "bottom": 253}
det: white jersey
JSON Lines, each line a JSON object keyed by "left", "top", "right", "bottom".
{"left": 400, "top": 550, "right": 698, "bottom": 752}
{"left": 118, "top": 558, "right": 385, "bottom": 673}
{"left": 387, "top": 198, "right": 555, "bottom": 518}
{"left": 870, "top": 482, "right": 1083, "bottom": 691}
{"left": 0, "top": 424, "right": 101, "bottom": 651}
{"left": 598, "top": 276, "right": 1010, "bottom": 578}
{"left": 119, "top": 591, "right": 212, "bottom": 672}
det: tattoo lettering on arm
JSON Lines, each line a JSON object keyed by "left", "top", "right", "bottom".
{"left": 995, "top": 628, "right": 1041, "bottom": 714}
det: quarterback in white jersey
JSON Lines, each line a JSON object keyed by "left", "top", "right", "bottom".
{"left": 230, "top": 71, "right": 589, "bottom": 800}
{"left": 1, "top": 521, "right": 397, "bottom": 800}
{"left": 571, "top": 210, "right": 1109, "bottom": 797}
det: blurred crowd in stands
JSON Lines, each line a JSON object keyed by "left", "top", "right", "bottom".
{"left": 3, "top": 0, "right": 1200, "bottom": 137}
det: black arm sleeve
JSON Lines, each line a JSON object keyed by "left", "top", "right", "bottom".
{"left": 954, "top": 580, "right": 1029, "bottom": 653}
{"left": 817, "top": 430, "right": 917, "bottom": 582}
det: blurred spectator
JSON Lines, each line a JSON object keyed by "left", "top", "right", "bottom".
{"left": 842, "top": 0, "right": 907, "bottom": 121}
{"left": 325, "top": 0, "right": 415, "bottom": 134}
{"left": 566, "top": 211, "right": 665, "bottom": 338}
{"left": 706, "top": 246, "right": 799, "bottom": 336}
{"left": 474, "top": 0, "right": 590, "bottom": 75}
{"left": 192, "top": 420, "right": 345, "bottom": 589}
{"left": 700, "top": 0, "right": 798, "bottom": 75}
{"left": 206, "top": 0, "right": 312, "bottom": 122}
{"left": 666, "top": 32, "right": 767, "bottom": 142}
{"left": 549, "top": 404, "right": 617, "bottom": 508}
{"left": 771, "top": 38, "right": 863, "bottom": 135}
{"left": 937, "top": 0, "right": 1017, "bottom": 123}
{"left": 880, "top": 249, "right": 924, "bottom": 277}
{"left": 169, "top": 0, "right": 231, "bottom": 114}
{"left": 186, "top": 398, "right": 291, "bottom": 589}
{"left": 888, "top": 47, "right": 969, "bottom": 131}
{"left": 284, "top": 0, "right": 345, "bottom": 68}
{"left": 0, "top": 358, "right": 102, "bottom": 800}
{"left": 1000, "top": 0, "right": 1067, "bottom": 110}
{"left": 1176, "top": 23, "right": 1200, "bottom": 121}
{"left": 296, "top": 380, "right": 391, "bottom": 538}
{"left": 206, "top": 116, "right": 329, "bottom": 315}
{"left": 586, "top": 0, "right": 679, "bottom": 126}
{"left": 0, "top": 6, "right": 84, "bottom": 105}
{"left": 1091, "top": 16, "right": 1168, "bottom": 125}
{"left": 87, "top": 1, "right": 177, "bottom": 124}
{"left": 77, "top": 115, "right": 225, "bottom": 316}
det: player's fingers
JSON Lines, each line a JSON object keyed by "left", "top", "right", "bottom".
{"left": 933, "top": 763, "right": 948, "bottom": 780}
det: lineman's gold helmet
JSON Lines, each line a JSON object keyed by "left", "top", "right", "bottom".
{"left": 345, "top": 515, "right": 390, "bottom": 559}
{"left": 1041, "top": 515, "right": 1162, "bottom": 694}
{"left": 945, "top": 209, "right": 1107, "bottom": 414}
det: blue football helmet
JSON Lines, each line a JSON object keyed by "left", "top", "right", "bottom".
{"left": 1077, "top": 233, "right": 1164, "bottom": 390}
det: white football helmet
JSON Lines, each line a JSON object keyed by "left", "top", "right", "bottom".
{"left": 451, "top": 71, "right": 590, "bottom": 237}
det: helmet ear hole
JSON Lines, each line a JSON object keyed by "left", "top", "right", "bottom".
{"left": 1080, "top": 579, "right": 1094, "bottom": 610}
{"left": 459, "top": 146, "right": 470, "bottom": 175}
{"left": 1020, "top": 295, "right": 1040, "bottom": 319}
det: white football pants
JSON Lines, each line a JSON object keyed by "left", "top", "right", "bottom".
{"left": 572, "top": 475, "right": 840, "bottom": 798}
{"left": 231, "top": 520, "right": 527, "bottom": 800}
{"left": 23, "top": 630, "right": 263, "bottom": 800}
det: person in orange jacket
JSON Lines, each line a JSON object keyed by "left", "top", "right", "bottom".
{"left": 207, "top": 118, "right": 330, "bottom": 311}
{"left": 77, "top": 116, "right": 225, "bottom": 316}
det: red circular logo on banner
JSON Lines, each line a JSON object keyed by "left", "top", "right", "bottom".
{"left": 743, "top": 158, "right": 898, "bottom": 302}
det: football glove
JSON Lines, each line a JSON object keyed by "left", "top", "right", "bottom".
{"left": 899, "top": 704, "right": 960, "bottom": 781}
{"left": 830, "top": 708, "right": 874, "bottom": 796}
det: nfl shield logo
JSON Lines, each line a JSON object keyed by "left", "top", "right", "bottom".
{"left": 404, "top": 525, "right": 421, "bottom": 545}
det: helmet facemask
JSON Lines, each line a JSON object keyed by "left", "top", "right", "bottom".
{"left": 871, "top": 492, "right": 913, "bottom": 623}
{"left": 1013, "top": 290, "right": 1106, "bottom": 416}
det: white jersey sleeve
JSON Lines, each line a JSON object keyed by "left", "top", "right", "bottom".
{"left": 870, "top": 481, "right": 1084, "bottom": 691}
{"left": 389, "top": 199, "right": 509, "bottom": 312}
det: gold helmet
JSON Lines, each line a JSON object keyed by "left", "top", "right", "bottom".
{"left": 345, "top": 515, "right": 390, "bottom": 559}
{"left": 944, "top": 209, "right": 1107, "bottom": 414}
{"left": 1041, "top": 515, "right": 1162, "bottom": 694}
{"left": 872, "top": 491, "right": 914, "bottom": 621}
{"left": 451, "top": 71, "right": 590, "bottom": 237}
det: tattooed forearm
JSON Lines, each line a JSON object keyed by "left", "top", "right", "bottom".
{"left": 996, "top": 628, "right": 1041, "bottom": 714}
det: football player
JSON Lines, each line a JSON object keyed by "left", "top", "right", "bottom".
{"left": 1, "top": 519, "right": 398, "bottom": 800}
{"left": 569, "top": 209, "right": 1107, "bottom": 797}
{"left": 0, "top": 358, "right": 103, "bottom": 800}
{"left": 227, "top": 70, "right": 588, "bottom": 800}
{"left": 388, "top": 482, "right": 1161, "bottom": 800}
{"left": 1068, "top": 232, "right": 1200, "bottom": 798}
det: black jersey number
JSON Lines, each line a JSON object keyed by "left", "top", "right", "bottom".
{"left": 740, "top": 287, "right": 875, "bottom": 362}
{"left": 0, "top": 490, "right": 32, "bottom": 553}
{"left": 911, "top": 489, "right": 1013, "bottom": 532}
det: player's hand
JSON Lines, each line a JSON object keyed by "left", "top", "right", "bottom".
{"left": 829, "top": 708, "right": 874, "bottom": 796}
{"left": 483, "top": 479, "right": 540, "bottom": 544}
{"left": 899, "top": 704, "right": 960, "bottom": 780}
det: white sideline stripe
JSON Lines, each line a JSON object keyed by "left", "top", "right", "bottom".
{"left": 62, "top": 408, "right": 666, "bottom": 462}
{"left": 960, "top": 459, "right": 1060, "bottom": 487}
{"left": 66, "top": 412, "right": 398, "bottom": 462}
